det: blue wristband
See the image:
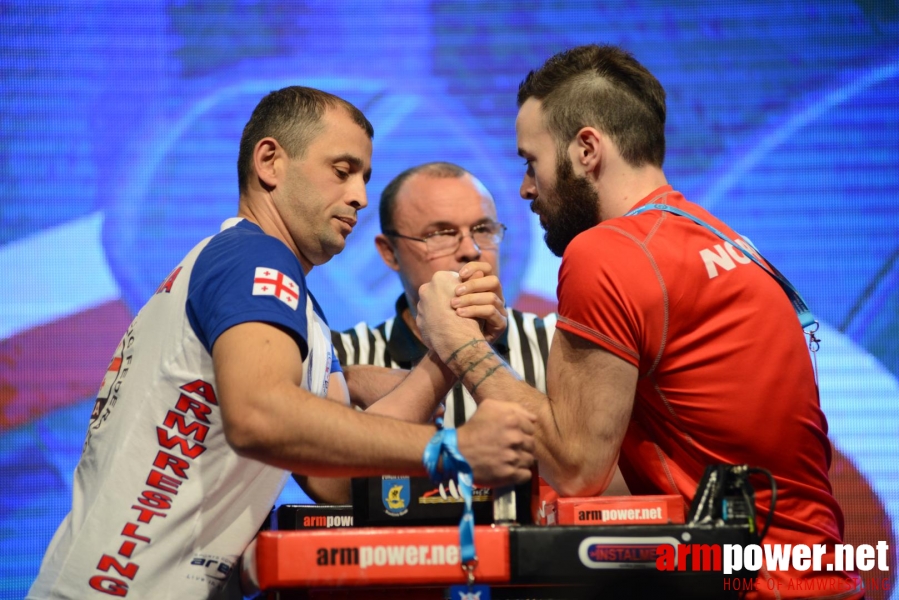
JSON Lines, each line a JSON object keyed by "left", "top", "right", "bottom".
{"left": 422, "top": 428, "right": 477, "bottom": 566}
{"left": 422, "top": 429, "right": 444, "bottom": 482}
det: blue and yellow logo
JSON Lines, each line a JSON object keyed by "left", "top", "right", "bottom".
{"left": 382, "top": 476, "right": 410, "bottom": 516}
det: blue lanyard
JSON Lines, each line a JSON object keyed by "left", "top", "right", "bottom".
{"left": 422, "top": 427, "right": 476, "bottom": 567}
{"left": 626, "top": 203, "right": 817, "bottom": 331}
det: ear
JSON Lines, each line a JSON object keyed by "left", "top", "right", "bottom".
{"left": 375, "top": 234, "right": 400, "bottom": 271}
{"left": 253, "top": 137, "right": 282, "bottom": 189}
{"left": 572, "top": 126, "right": 603, "bottom": 175}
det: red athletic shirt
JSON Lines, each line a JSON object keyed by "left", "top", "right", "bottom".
{"left": 556, "top": 186, "right": 861, "bottom": 598}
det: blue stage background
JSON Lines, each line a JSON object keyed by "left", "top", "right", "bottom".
{"left": 1, "top": 2, "right": 898, "bottom": 597}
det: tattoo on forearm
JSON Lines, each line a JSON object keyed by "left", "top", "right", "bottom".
{"left": 462, "top": 351, "right": 497, "bottom": 378}
{"left": 471, "top": 364, "right": 503, "bottom": 394}
{"left": 447, "top": 339, "right": 484, "bottom": 364}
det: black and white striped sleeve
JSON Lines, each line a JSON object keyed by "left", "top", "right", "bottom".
{"left": 504, "top": 310, "right": 557, "bottom": 394}
{"left": 330, "top": 319, "right": 397, "bottom": 368}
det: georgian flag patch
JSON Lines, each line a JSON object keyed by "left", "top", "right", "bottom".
{"left": 252, "top": 267, "right": 300, "bottom": 310}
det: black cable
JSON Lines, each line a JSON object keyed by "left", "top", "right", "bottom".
{"left": 748, "top": 467, "right": 777, "bottom": 543}
{"left": 740, "top": 485, "right": 756, "bottom": 535}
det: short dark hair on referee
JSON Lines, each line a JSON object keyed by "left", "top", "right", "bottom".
{"left": 379, "top": 162, "right": 470, "bottom": 234}
{"left": 517, "top": 44, "right": 666, "bottom": 168}
{"left": 237, "top": 86, "right": 374, "bottom": 193}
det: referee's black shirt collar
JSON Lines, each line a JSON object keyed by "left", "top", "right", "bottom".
{"left": 390, "top": 294, "right": 510, "bottom": 365}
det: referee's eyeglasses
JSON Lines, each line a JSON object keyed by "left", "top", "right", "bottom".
{"left": 385, "top": 221, "right": 507, "bottom": 259}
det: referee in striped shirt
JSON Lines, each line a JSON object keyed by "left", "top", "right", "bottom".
{"left": 332, "top": 162, "right": 557, "bottom": 428}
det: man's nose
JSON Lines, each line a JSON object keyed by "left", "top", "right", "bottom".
{"left": 348, "top": 182, "right": 368, "bottom": 210}
{"left": 455, "top": 231, "right": 482, "bottom": 262}
{"left": 520, "top": 173, "right": 537, "bottom": 200}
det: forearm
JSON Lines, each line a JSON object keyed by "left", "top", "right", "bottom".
{"left": 224, "top": 381, "right": 436, "bottom": 478}
{"left": 434, "top": 338, "right": 568, "bottom": 478}
{"left": 364, "top": 350, "right": 455, "bottom": 422}
{"left": 435, "top": 336, "right": 621, "bottom": 497}
{"left": 216, "top": 318, "right": 535, "bottom": 489}
{"left": 343, "top": 364, "right": 409, "bottom": 409}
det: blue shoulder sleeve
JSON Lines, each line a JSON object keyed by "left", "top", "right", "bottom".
{"left": 187, "top": 221, "right": 311, "bottom": 358}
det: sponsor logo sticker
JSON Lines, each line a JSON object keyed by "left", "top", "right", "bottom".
{"left": 382, "top": 476, "right": 410, "bottom": 516}
{"left": 578, "top": 536, "right": 679, "bottom": 570}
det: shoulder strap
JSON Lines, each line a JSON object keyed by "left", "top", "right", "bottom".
{"left": 626, "top": 203, "right": 817, "bottom": 330}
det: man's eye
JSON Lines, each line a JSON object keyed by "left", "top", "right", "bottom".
{"left": 430, "top": 230, "right": 458, "bottom": 238}
{"left": 335, "top": 168, "right": 349, "bottom": 180}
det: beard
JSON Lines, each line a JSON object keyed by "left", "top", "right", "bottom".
{"left": 531, "top": 152, "right": 601, "bottom": 257}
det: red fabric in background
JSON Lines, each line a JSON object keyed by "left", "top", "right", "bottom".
{"left": 0, "top": 299, "right": 132, "bottom": 430}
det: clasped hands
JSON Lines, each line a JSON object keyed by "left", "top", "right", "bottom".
{"left": 416, "top": 263, "right": 536, "bottom": 486}
{"left": 415, "top": 261, "right": 507, "bottom": 358}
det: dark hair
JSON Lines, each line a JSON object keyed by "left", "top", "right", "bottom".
{"left": 517, "top": 44, "right": 666, "bottom": 168}
{"left": 379, "top": 162, "right": 472, "bottom": 233}
{"left": 237, "top": 86, "right": 374, "bottom": 193}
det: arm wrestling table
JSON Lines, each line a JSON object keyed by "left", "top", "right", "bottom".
{"left": 245, "top": 466, "right": 765, "bottom": 599}
{"left": 245, "top": 522, "right": 756, "bottom": 599}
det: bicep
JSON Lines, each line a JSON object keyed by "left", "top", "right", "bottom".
{"left": 546, "top": 329, "right": 637, "bottom": 492}
{"left": 212, "top": 321, "right": 305, "bottom": 436}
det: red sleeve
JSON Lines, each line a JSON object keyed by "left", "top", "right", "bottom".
{"left": 556, "top": 226, "right": 666, "bottom": 374}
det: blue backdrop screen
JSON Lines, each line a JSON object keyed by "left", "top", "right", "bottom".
{"left": 1, "top": 2, "right": 897, "bottom": 598}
